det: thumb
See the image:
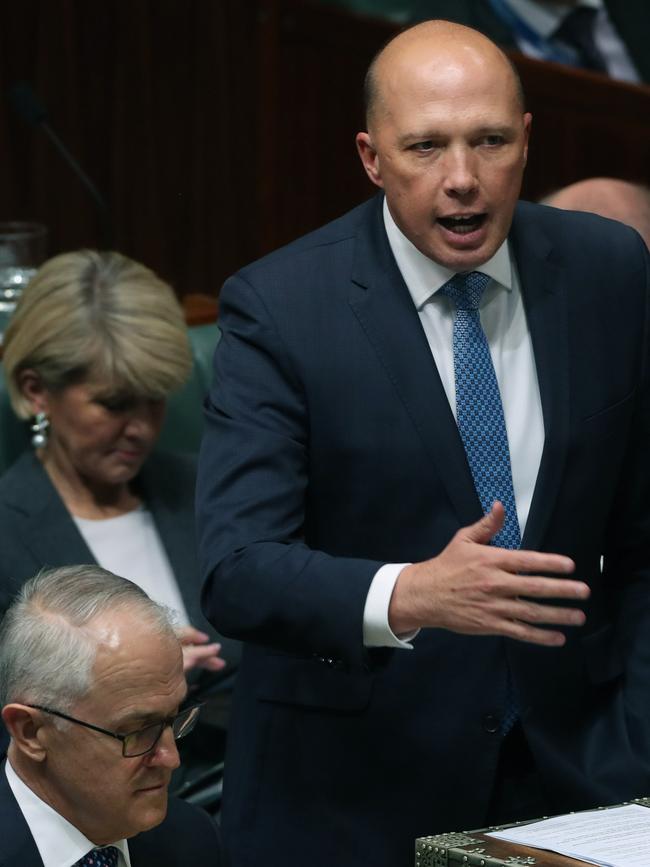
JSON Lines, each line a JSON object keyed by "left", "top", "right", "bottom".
{"left": 462, "top": 501, "right": 505, "bottom": 545}
{"left": 177, "top": 625, "right": 210, "bottom": 645}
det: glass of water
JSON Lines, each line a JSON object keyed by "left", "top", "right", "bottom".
{"left": 0, "top": 222, "right": 48, "bottom": 342}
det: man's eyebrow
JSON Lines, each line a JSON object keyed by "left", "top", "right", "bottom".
{"left": 114, "top": 711, "right": 168, "bottom": 730}
{"left": 397, "top": 124, "right": 515, "bottom": 147}
{"left": 472, "top": 124, "right": 515, "bottom": 137}
{"left": 397, "top": 131, "right": 443, "bottom": 147}
{"left": 114, "top": 691, "right": 189, "bottom": 729}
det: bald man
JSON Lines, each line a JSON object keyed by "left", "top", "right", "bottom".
{"left": 197, "top": 20, "right": 650, "bottom": 867}
{"left": 545, "top": 177, "right": 650, "bottom": 248}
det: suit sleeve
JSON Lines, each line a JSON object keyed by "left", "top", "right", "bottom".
{"left": 601, "top": 236, "right": 650, "bottom": 736}
{"left": 196, "top": 273, "right": 383, "bottom": 667}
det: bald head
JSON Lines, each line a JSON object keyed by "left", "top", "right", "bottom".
{"left": 355, "top": 19, "right": 531, "bottom": 270}
{"left": 546, "top": 178, "right": 650, "bottom": 248}
{"left": 364, "top": 20, "right": 525, "bottom": 131}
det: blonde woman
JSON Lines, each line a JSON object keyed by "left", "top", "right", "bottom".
{"left": 0, "top": 250, "right": 228, "bottom": 679}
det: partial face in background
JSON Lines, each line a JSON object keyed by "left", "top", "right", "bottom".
{"left": 22, "top": 376, "right": 166, "bottom": 488}
{"left": 357, "top": 21, "right": 531, "bottom": 271}
{"left": 40, "top": 610, "right": 185, "bottom": 844}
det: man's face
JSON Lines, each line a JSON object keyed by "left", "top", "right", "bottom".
{"left": 357, "top": 41, "right": 531, "bottom": 271}
{"left": 42, "top": 612, "right": 186, "bottom": 845}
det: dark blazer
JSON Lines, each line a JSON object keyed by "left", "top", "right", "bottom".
{"left": 0, "top": 449, "right": 240, "bottom": 666}
{"left": 0, "top": 764, "right": 223, "bottom": 866}
{"left": 0, "top": 449, "right": 239, "bottom": 763}
{"left": 0, "top": 450, "right": 204, "bottom": 624}
{"left": 197, "top": 195, "right": 650, "bottom": 867}
{"left": 410, "top": 0, "right": 650, "bottom": 83}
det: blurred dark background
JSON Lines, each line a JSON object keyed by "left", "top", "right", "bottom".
{"left": 2, "top": 0, "right": 649, "bottom": 301}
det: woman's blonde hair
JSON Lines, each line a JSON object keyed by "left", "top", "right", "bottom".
{"left": 3, "top": 250, "right": 192, "bottom": 419}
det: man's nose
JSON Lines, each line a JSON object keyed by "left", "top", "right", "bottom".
{"left": 147, "top": 725, "right": 181, "bottom": 770}
{"left": 443, "top": 146, "right": 478, "bottom": 197}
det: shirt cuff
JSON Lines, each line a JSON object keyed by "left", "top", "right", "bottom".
{"left": 363, "top": 562, "right": 419, "bottom": 648}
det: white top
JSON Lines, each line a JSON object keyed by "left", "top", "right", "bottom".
{"left": 362, "top": 200, "right": 544, "bottom": 648}
{"left": 73, "top": 507, "right": 190, "bottom": 626}
{"left": 5, "top": 760, "right": 131, "bottom": 867}
{"left": 505, "top": 0, "right": 640, "bottom": 83}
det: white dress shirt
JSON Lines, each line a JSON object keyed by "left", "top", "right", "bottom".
{"left": 505, "top": 0, "right": 640, "bottom": 83}
{"left": 362, "top": 200, "right": 545, "bottom": 648}
{"left": 73, "top": 507, "right": 190, "bottom": 627}
{"left": 5, "top": 760, "right": 131, "bottom": 867}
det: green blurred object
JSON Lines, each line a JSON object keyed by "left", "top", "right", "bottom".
{"left": 0, "top": 322, "right": 221, "bottom": 474}
{"left": 157, "top": 322, "right": 221, "bottom": 454}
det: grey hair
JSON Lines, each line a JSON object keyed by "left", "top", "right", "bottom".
{"left": 0, "top": 565, "right": 177, "bottom": 712}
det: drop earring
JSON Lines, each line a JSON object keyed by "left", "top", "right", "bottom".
{"left": 30, "top": 411, "right": 50, "bottom": 449}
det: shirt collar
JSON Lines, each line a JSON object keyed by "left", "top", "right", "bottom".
{"left": 505, "top": 0, "right": 602, "bottom": 39}
{"left": 382, "top": 197, "right": 513, "bottom": 309}
{"left": 5, "top": 760, "right": 131, "bottom": 867}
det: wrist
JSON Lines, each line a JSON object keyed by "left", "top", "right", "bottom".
{"left": 388, "top": 563, "right": 424, "bottom": 635}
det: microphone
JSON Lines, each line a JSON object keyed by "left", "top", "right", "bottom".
{"left": 9, "top": 81, "right": 113, "bottom": 247}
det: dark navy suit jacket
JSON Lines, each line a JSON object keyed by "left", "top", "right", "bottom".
{"left": 197, "top": 196, "right": 650, "bottom": 867}
{"left": 0, "top": 763, "right": 223, "bottom": 866}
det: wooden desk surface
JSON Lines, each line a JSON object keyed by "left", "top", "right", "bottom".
{"left": 416, "top": 798, "right": 650, "bottom": 866}
{"left": 417, "top": 829, "right": 590, "bottom": 865}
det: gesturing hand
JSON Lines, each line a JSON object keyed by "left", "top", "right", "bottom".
{"left": 177, "top": 624, "right": 227, "bottom": 673}
{"left": 389, "top": 502, "right": 589, "bottom": 646}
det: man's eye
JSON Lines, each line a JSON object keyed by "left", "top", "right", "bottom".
{"left": 411, "top": 140, "right": 435, "bottom": 152}
{"left": 481, "top": 135, "right": 505, "bottom": 147}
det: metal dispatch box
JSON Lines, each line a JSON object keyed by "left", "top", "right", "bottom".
{"left": 415, "top": 797, "right": 650, "bottom": 866}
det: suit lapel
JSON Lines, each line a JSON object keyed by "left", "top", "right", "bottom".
{"left": 347, "top": 199, "right": 572, "bottom": 544}
{"left": 3, "top": 452, "right": 96, "bottom": 568}
{"left": 348, "top": 198, "right": 482, "bottom": 527}
{"left": 511, "top": 206, "right": 571, "bottom": 550}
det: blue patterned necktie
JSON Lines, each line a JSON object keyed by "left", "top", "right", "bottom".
{"left": 74, "top": 846, "right": 120, "bottom": 867}
{"left": 440, "top": 271, "right": 521, "bottom": 550}
{"left": 441, "top": 271, "right": 520, "bottom": 735}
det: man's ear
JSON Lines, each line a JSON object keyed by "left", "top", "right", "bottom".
{"left": 16, "top": 369, "right": 50, "bottom": 416}
{"left": 2, "top": 704, "right": 48, "bottom": 762}
{"left": 356, "top": 132, "right": 384, "bottom": 189}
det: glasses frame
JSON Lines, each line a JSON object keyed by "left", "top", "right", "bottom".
{"left": 27, "top": 702, "right": 202, "bottom": 757}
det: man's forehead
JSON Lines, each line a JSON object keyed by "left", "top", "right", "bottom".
{"left": 111, "top": 678, "right": 188, "bottom": 728}
{"left": 379, "top": 66, "right": 521, "bottom": 136}
{"left": 79, "top": 618, "right": 184, "bottom": 717}
{"left": 79, "top": 663, "right": 187, "bottom": 727}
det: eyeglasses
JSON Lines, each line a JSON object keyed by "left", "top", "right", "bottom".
{"left": 27, "top": 703, "right": 202, "bottom": 758}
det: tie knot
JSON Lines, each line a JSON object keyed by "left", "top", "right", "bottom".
{"left": 440, "top": 271, "right": 490, "bottom": 311}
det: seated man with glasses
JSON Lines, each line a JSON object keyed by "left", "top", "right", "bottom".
{"left": 0, "top": 564, "right": 222, "bottom": 866}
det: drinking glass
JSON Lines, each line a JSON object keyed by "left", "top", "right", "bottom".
{"left": 0, "top": 222, "right": 48, "bottom": 342}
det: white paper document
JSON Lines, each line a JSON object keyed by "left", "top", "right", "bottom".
{"left": 487, "top": 804, "right": 650, "bottom": 867}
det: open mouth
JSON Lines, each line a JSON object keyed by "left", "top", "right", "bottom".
{"left": 438, "top": 214, "right": 487, "bottom": 235}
